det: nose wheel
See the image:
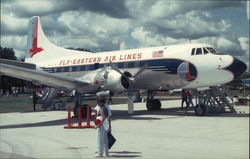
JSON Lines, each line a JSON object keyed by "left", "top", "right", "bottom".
{"left": 195, "top": 104, "right": 206, "bottom": 116}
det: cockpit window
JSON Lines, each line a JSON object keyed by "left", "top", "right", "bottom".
{"left": 191, "top": 48, "right": 195, "bottom": 55}
{"left": 191, "top": 47, "right": 216, "bottom": 55}
{"left": 196, "top": 48, "right": 202, "bottom": 55}
{"left": 203, "top": 47, "right": 209, "bottom": 54}
{"left": 206, "top": 47, "right": 216, "bottom": 53}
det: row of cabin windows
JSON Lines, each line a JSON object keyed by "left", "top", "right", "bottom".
{"left": 191, "top": 47, "right": 216, "bottom": 55}
{"left": 55, "top": 61, "right": 141, "bottom": 73}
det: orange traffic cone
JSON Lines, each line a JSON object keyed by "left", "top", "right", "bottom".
{"left": 83, "top": 106, "right": 95, "bottom": 128}
{"left": 64, "top": 106, "right": 73, "bottom": 129}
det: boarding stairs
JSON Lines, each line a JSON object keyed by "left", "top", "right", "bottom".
{"left": 39, "top": 88, "right": 59, "bottom": 110}
{"left": 195, "top": 85, "right": 236, "bottom": 114}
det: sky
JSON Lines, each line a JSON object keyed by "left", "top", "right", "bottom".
{"left": 1, "top": 0, "right": 249, "bottom": 68}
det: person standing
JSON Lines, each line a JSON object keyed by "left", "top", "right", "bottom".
{"left": 181, "top": 89, "right": 189, "bottom": 108}
{"left": 188, "top": 90, "right": 194, "bottom": 108}
{"left": 95, "top": 96, "right": 109, "bottom": 157}
{"left": 108, "top": 95, "right": 113, "bottom": 104}
{"left": 33, "top": 90, "right": 38, "bottom": 111}
{"left": 105, "top": 104, "right": 112, "bottom": 133}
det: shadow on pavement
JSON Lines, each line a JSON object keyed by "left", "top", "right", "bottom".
{"left": 0, "top": 106, "right": 248, "bottom": 129}
{"left": 109, "top": 151, "right": 142, "bottom": 158}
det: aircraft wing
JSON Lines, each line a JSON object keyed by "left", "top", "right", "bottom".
{"left": 0, "top": 62, "right": 89, "bottom": 90}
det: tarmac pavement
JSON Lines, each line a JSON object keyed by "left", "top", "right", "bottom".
{"left": 0, "top": 100, "right": 249, "bottom": 159}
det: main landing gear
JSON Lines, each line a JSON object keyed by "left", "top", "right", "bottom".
{"left": 146, "top": 91, "right": 162, "bottom": 111}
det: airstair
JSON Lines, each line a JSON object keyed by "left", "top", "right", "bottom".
{"left": 194, "top": 85, "right": 236, "bottom": 115}
{"left": 39, "top": 88, "right": 59, "bottom": 110}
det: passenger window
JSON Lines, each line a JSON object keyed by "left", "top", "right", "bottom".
{"left": 203, "top": 48, "right": 209, "bottom": 54}
{"left": 195, "top": 48, "right": 202, "bottom": 55}
{"left": 85, "top": 65, "right": 89, "bottom": 71}
{"left": 128, "top": 62, "right": 134, "bottom": 68}
{"left": 124, "top": 62, "right": 129, "bottom": 68}
{"left": 134, "top": 61, "right": 140, "bottom": 68}
{"left": 61, "top": 67, "right": 64, "bottom": 72}
{"left": 76, "top": 66, "right": 80, "bottom": 71}
{"left": 118, "top": 62, "right": 124, "bottom": 68}
{"left": 57, "top": 67, "right": 62, "bottom": 72}
{"left": 191, "top": 48, "right": 195, "bottom": 55}
{"left": 81, "top": 66, "right": 85, "bottom": 71}
{"left": 72, "top": 66, "right": 77, "bottom": 71}
{"left": 64, "top": 67, "right": 69, "bottom": 72}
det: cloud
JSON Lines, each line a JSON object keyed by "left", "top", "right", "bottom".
{"left": 125, "top": 0, "right": 242, "bottom": 20}
{"left": 0, "top": 35, "right": 27, "bottom": 50}
{"left": 131, "top": 27, "right": 187, "bottom": 47}
{"left": 0, "top": 14, "right": 28, "bottom": 35}
{"left": 148, "top": 11, "right": 231, "bottom": 39}
{"left": 0, "top": 35, "right": 27, "bottom": 58}
{"left": 1, "top": 0, "right": 130, "bottom": 18}
{"left": 41, "top": 16, "right": 70, "bottom": 36}
{"left": 1, "top": 0, "right": 63, "bottom": 17}
{"left": 54, "top": 11, "right": 130, "bottom": 51}
{"left": 238, "top": 37, "right": 250, "bottom": 66}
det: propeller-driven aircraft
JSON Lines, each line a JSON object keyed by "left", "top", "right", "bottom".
{"left": 0, "top": 16, "right": 247, "bottom": 115}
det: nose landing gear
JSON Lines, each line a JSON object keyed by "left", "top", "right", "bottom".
{"left": 194, "top": 104, "right": 206, "bottom": 116}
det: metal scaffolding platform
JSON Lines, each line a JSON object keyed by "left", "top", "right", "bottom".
{"left": 194, "top": 85, "right": 236, "bottom": 115}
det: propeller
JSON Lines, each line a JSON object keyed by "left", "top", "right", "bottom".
{"left": 109, "top": 61, "right": 148, "bottom": 87}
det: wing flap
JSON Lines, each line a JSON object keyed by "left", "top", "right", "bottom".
{"left": 0, "top": 63, "right": 89, "bottom": 90}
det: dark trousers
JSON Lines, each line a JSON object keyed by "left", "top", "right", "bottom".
{"left": 181, "top": 98, "right": 189, "bottom": 108}
{"left": 33, "top": 101, "right": 36, "bottom": 111}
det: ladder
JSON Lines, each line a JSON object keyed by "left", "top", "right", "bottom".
{"left": 194, "top": 85, "right": 236, "bottom": 114}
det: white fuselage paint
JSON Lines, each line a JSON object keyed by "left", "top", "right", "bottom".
{"left": 26, "top": 43, "right": 234, "bottom": 91}
{"left": 24, "top": 16, "right": 236, "bottom": 92}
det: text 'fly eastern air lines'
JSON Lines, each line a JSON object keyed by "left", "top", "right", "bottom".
{"left": 59, "top": 53, "right": 142, "bottom": 66}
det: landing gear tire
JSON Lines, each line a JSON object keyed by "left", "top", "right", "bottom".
{"left": 195, "top": 104, "right": 206, "bottom": 116}
{"left": 146, "top": 99, "right": 161, "bottom": 111}
{"left": 146, "top": 100, "right": 154, "bottom": 111}
{"left": 73, "top": 104, "right": 92, "bottom": 118}
{"left": 154, "top": 99, "right": 161, "bottom": 110}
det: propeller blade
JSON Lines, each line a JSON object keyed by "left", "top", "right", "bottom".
{"left": 109, "top": 61, "right": 124, "bottom": 75}
{"left": 109, "top": 62, "right": 148, "bottom": 87}
{"left": 134, "top": 64, "right": 148, "bottom": 78}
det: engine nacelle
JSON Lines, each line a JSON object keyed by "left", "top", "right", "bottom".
{"left": 95, "top": 69, "right": 130, "bottom": 93}
{"left": 77, "top": 66, "right": 132, "bottom": 93}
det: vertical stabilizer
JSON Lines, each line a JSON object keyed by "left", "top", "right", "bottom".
{"left": 26, "top": 16, "right": 45, "bottom": 58}
{"left": 25, "top": 16, "right": 92, "bottom": 63}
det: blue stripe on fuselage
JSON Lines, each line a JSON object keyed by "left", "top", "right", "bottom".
{"left": 41, "top": 59, "right": 185, "bottom": 74}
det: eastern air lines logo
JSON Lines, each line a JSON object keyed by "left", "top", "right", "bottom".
{"left": 177, "top": 62, "right": 197, "bottom": 81}
{"left": 29, "top": 18, "right": 43, "bottom": 57}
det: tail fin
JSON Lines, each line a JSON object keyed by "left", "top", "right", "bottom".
{"left": 26, "top": 16, "right": 48, "bottom": 58}
{"left": 25, "top": 16, "right": 92, "bottom": 62}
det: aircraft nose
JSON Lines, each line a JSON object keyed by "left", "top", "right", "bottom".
{"left": 225, "top": 57, "right": 247, "bottom": 78}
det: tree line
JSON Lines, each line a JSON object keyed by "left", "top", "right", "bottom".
{"left": 0, "top": 46, "right": 28, "bottom": 94}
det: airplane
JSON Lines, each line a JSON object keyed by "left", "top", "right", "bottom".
{"left": 0, "top": 16, "right": 247, "bottom": 115}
